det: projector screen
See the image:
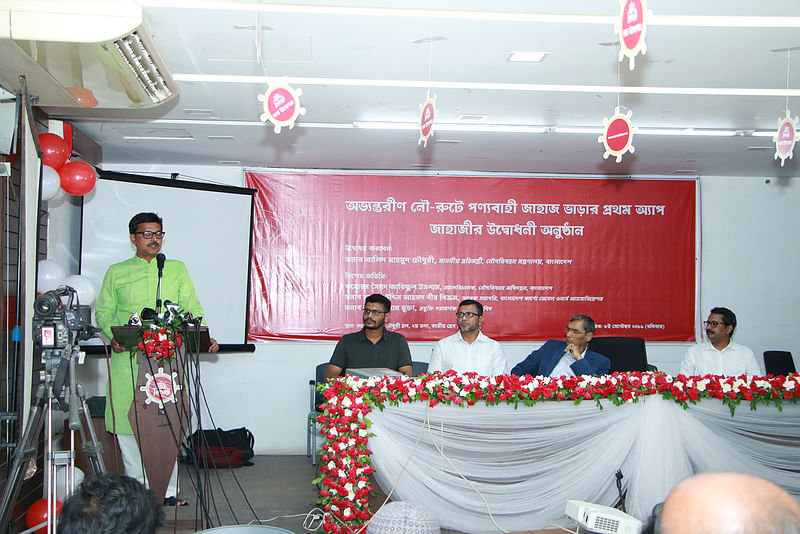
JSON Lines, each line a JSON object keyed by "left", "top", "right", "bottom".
{"left": 81, "top": 171, "right": 255, "bottom": 344}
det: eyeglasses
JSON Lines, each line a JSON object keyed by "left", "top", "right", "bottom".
{"left": 363, "top": 308, "right": 387, "bottom": 317}
{"left": 134, "top": 231, "right": 165, "bottom": 239}
{"left": 703, "top": 320, "right": 726, "bottom": 328}
{"left": 456, "top": 311, "right": 482, "bottom": 319}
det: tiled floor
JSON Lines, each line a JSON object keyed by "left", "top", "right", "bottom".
{"left": 159, "top": 456, "right": 320, "bottom": 533}
{"left": 157, "top": 456, "right": 568, "bottom": 534}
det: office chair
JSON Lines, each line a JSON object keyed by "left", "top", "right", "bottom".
{"left": 307, "top": 362, "right": 329, "bottom": 466}
{"left": 412, "top": 361, "right": 429, "bottom": 376}
{"left": 763, "top": 351, "right": 796, "bottom": 376}
{"left": 588, "top": 337, "right": 656, "bottom": 372}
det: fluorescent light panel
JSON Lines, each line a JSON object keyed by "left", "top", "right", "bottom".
{"left": 507, "top": 51, "right": 549, "bottom": 62}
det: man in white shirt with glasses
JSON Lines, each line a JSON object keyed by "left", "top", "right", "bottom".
{"left": 679, "top": 307, "right": 761, "bottom": 376}
{"left": 428, "top": 299, "right": 507, "bottom": 376}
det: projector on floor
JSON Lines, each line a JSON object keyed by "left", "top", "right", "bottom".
{"left": 564, "top": 500, "right": 643, "bottom": 534}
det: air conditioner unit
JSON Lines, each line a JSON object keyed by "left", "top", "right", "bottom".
{"left": 0, "top": 0, "right": 178, "bottom": 109}
{"left": 565, "top": 500, "right": 643, "bottom": 534}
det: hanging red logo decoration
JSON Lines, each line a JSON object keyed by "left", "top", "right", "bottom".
{"left": 774, "top": 111, "right": 798, "bottom": 167}
{"left": 598, "top": 107, "right": 638, "bottom": 163}
{"left": 615, "top": 0, "right": 650, "bottom": 70}
{"left": 418, "top": 92, "right": 437, "bottom": 147}
{"left": 258, "top": 79, "right": 307, "bottom": 133}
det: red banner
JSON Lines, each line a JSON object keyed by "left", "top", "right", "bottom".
{"left": 246, "top": 173, "right": 696, "bottom": 342}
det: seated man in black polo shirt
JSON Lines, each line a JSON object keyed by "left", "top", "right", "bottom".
{"left": 326, "top": 293, "right": 413, "bottom": 379}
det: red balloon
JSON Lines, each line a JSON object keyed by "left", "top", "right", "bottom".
{"left": 58, "top": 161, "right": 96, "bottom": 196}
{"left": 38, "top": 133, "right": 69, "bottom": 169}
{"left": 25, "top": 498, "right": 62, "bottom": 534}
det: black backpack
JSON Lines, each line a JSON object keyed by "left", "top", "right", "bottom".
{"left": 186, "top": 427, "right": 255, "bottom": 467}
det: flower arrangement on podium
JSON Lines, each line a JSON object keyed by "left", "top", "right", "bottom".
{"left": 138, "top": 325, "right": 182, "bottom": 360}
{"left": 313, "top": 371, "right": 800, "bottom": 534}
{"left": 129, "top": 301, "right": 192, "bottom": 361}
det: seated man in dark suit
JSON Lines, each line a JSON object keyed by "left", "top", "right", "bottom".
{"left": 511, "top": 315, "right": 610, "bottom": 377}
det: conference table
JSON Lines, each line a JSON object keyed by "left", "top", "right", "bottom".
{"left": 317, "top": 373, "right": 800, "bottom": 533}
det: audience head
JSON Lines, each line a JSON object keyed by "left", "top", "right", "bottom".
{"left": 128, "top": 212, "right": 163, "bottom": 234}
{"left": 57, "top": 474, "right": 163, "bottom": 534}
{"left": 658, "top": 473, "right": 800, "bottom": 534}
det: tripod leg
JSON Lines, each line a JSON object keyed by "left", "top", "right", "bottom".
{"left": 75, "top": 385, "right": 106, "bottom": 475}
{"left": 0, "top": 386, "right": 47, "bottom": 533}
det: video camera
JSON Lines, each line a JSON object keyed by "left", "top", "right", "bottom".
{"left": 32, "top": 285, "right": 97, "bottom": 351}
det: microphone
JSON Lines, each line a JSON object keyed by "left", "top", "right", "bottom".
{"left": 141, "top": 307, "right": 157, "bottom": 321}
{"left": 156, "top": 253, "right": 165, "bottom": 313}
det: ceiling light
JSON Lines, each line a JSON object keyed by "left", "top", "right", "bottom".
{"left": 456, "top": 114, "right": 488, "bottom": 122}
{"left": 122, "top": 136, "right": 194, "bottom": 140}
{"left": 353, "top": 121, "right": 416, "bottom": 130}
{"left": 353, "top": 122, "right": 547, "bottom": 133}
{"left": 553, "top": 126, "right": 604, "bottom": 134}
{"left": 297, "top": 122, "right": 355, "bottom": 129}
{"left": 411, "top": 36, "right": 447, "bottom": 44}
{"left": 637, "top": 128, "right": 736, "bottom": 136}
{"left": 507, "top": 51, "right": 549, "bottom": 62}
{"left": 438, "top": 124, "right": 547, "bottom": 133}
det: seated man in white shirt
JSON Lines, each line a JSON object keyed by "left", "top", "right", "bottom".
{"left": 679, "top": 306, "right": 761, "bottom": 376}
{"left": 428, "top": 300, "right": 507, "bottom": 376}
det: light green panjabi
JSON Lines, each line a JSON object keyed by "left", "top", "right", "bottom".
{"left": 95, "top": 255, "right": 204, "bottom": 434}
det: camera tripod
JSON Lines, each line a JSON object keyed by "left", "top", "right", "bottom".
{"left": 0, "top": 342, "right": 106, "bottom": 534}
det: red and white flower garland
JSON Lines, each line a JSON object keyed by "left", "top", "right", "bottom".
{"left": 314, "top": 371, "right": 800, "bottom": 534}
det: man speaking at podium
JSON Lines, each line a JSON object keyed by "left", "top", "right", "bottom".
{"left": 95, "top": 212, "right": 218, "bottom": 506}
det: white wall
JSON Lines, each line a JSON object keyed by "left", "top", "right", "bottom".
{"left": 59, "top": 166, "right": 800, "bottom": 454}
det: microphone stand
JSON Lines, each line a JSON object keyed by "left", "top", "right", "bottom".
{"left": 156, "top": 257, "right": 164, "bottom": 315}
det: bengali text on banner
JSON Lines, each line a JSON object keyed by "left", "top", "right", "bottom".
{"left": 246, "top": 173, "right": 696, "bottom": 342}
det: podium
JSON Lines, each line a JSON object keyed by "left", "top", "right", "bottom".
{"left": 113, "top": 325, "right": 210, "bottom": 500}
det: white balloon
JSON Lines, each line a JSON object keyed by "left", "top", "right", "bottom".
{"left": 37, "top": 260, "right": 66, "bottom": 293}
{"left": 54, "top": 466, "right": 85, "bottom": 501}
{"left": 41, "top": 165, "right": 61, "bottom": 201}
{"left": 62, "top": 274, "right": 97, "bottom": 306}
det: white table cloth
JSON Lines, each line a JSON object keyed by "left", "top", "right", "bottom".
{"left": 368, "top": 396, "right": 800, "bottom": 532}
